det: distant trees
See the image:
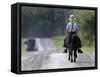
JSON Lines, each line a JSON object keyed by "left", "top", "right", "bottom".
{"left": 21, "top": 6, "right": 72, "bottom": 38}
{"left": 21, "top": 6, "right": 96, "bottom": 47}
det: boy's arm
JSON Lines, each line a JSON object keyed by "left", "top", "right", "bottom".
{"left": 66, "top": 23, "right": 69, "bottom": 34}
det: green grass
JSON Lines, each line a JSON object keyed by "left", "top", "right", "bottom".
{"left": 52, "top": 36, "right": 95, "bottom": 53}
{"left": 82, "top": 46, "right": 95, "bottom": 52}
{"left": 21, "top": 39, "right": 26, "bottom": 56}
{"left": 52, "top": 36, "right": 65, "bottom": 52}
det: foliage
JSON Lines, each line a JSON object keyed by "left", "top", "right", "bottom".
{"left": 21, "top": 6, "right": 72, "bottom": 38}
{"left": 72, "top": 9, "right": 95, "bottom": 46}
{"left": 21, "top": 6, "right": 96, "bottom": 52}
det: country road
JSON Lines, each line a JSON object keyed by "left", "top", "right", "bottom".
{"left": 21, "top": 38, "right": 95, "bottom": 71}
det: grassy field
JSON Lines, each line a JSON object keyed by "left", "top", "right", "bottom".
{"left": 52, "top": 36, "right": 95, "bottom": 53}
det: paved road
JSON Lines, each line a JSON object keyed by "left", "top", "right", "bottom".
{"left": 41, "top": 53, "right": 95, "bottom": 69}
{"left": 21, "top": 38, "right": 95, "bottom": 71}
{"left": 21, "top": 38, "right": 57, "bottom": 70}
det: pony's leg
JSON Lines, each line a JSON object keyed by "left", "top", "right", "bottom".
{"left": 68, "top": 49, "right": 70, "bottom": 60}
{"left": 75, "top": 49, "right": 77, "bottom": 58}
{"left": 74, "top": 49, "right": 77, "bottom": 62}
{"left": 70, "top": 50, "right": 73, "bottom": 62}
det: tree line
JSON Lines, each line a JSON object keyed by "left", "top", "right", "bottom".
{"left": 21, "top": 6, "right": 96, "bottom": 46}
{"left": 21, "top": 6, "right": 72, "bottom": 37}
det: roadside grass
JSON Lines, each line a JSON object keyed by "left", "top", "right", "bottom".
{"left": 82, "top": 46, "right": 95, "bottom": 52}
{"left": 52, "top": 36, "right": 95, "bottom": 53}
{"left": 21, "top": 39, "right": 26, "bottom": 56}
{"left": 21, "top": 36, "right": 95, "bottom": 55}
{"left": 52, "top": 36, "right": 65, "bottom": 52}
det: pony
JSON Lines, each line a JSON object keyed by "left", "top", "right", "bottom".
{"left": 64, "top": 33, "right": 80, "bottom": 62}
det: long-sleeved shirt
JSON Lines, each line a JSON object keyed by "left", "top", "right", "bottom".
{"left": 66, "top": 22, "right": 79, "bottom": 32}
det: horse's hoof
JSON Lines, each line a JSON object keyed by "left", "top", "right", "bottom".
{"left": 68, "top": 58, "right": 70, "bottom": 60}
{"left": 74, "top": 59, "right": 76, "bottom": 62}
{"left": 71, "top": 60, "right": 73, "bottom": 62}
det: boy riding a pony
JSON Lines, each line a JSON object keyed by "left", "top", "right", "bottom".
{"left": 64, "top": 14, "right": 83, "bottom": 54}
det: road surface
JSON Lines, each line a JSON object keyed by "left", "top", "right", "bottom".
{"left": 21, "top": 38, "right": 95, "bottom": 71}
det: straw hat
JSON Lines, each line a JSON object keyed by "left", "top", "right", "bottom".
{"left": 69, "top": 14, "right": 76, "bottom": 21}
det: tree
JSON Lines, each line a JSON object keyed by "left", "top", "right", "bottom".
{"left": 72, "top": 9, "right": 95, "bottom": 46}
